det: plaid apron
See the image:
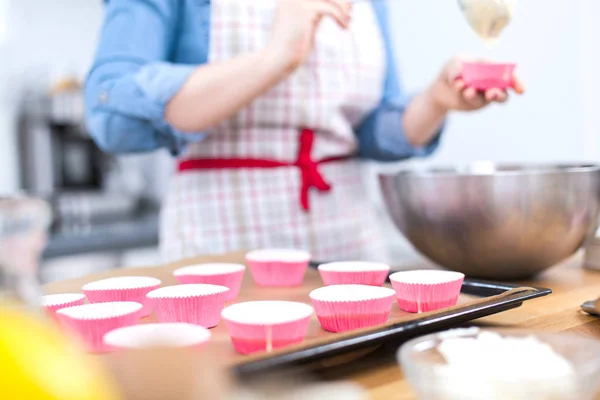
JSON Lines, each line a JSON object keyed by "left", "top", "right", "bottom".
{"left": 160, "top": 0, "right": 389, "bottom": 263}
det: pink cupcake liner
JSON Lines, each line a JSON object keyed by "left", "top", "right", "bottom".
{"left": 173, "top": 263, "right": 245, "bottom": 301}
{"left": 460, "top": 61, "right": 516, "bottom": 90}
{"left": 309, "top": 285, "right": 396, "bottom": 333}
{"left": 56, "top": 301, "right": 142, "bottom": 353}
{"left": 42, "top": 293, "right": 86, "bottom": 318}
{"left": 318, "top": 261, "right": 390, "bottom": 286}
{"left": 389, "top": 270, "right": 465, "bottom": 313}
{"left": 82, "top": 276, "right": 162, "bottom": 317}
{"left": 103, "top": 323, "right": 211, "bottom": 351}
{"left": 221, "top": 301, "right": 313, "bottom": 355}
{"left": 147, "top": 284, "right": 229, "bottom": 328}
{"left": 245, "top": 249, "right": 310, "bottom": 287}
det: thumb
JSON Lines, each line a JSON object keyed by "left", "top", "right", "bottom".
{"left": 512, "top": 76, "right": 526, "bottom": 94}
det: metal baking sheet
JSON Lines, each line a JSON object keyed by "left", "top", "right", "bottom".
{"left": 230, "top": 265, "right": 551, "bottom": 378}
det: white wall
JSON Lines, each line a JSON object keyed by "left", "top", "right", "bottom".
{"left": 583, "top": 0, "right": 600, "bottom": 160}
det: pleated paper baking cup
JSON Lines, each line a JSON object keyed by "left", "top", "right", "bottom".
{"left": 56, "top": 301, "right": 142, "bottom": 353}
{"left": 221, "top": 301, "right": 313, "bottom": 355}
{"left": 82, "top": 276, "right": 161, "bottom": 317}
{"left": 245, "top": 249, "right": 310, "bottom": 287}
{"left": 461, "top": 61, "right": 516, "bottom": 91}
{"left": 42, "top": 293, "right": 86, "bottom": 317}
{"left": 318, "top": 261, "right": 390, "bottom": 286}
{"left": 173, "top": 263, "right": 246, "bottom": 301}
{"left": 147, "top": 284, "right": 229, "bottom": 328}
{"left": 309, "top": 285, "right": 396, "bottom": 333}
{"left": 103, "top": 323, "right": 211, "bottom": 350}
{"left": 389, "top": 270, "right": 465, "bottom": 313}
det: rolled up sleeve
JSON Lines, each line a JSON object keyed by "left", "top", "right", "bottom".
{"left": 356, "top": 97, "right": 442, "bottom": 162}
{"left": 85, "top": 0, "right": 206, "bottom": 155}
{"left": 356, "top": 2, "right": 443, "bottom": 162}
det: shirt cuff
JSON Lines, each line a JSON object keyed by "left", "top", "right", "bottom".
{"left": 153, "top": 120, "right": 207, "bottom": 156}
{"left": 378, "top": 97, "right": 442, "bottom": 157}
{"left": 356, "top": 95, "right": 443, "bottom": 162}
{"left": 136, "top": 62, "right": 208, "bottom": 155}
{"left": 133, "top": 62, "right": 196, "bottom": 108}
{"left": 95, "top": 61, "right": 206, "bottom": 156}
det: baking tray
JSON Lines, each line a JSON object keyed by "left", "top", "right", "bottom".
{"left": 230, "top": 264, "right": 551, "bottom": 378}
{"left": 41, "top": 252, "right": 552, "bottom": 380}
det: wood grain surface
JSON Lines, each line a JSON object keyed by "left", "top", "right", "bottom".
{"left": 44, "top": 251, "right": 600, "bottom": 399}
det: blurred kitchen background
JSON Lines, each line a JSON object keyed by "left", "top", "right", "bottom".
{"left": 0, "top": 0, "right": 598, "bottom": 282}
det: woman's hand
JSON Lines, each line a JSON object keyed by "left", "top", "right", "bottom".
{"left": 427, "top": 56, "right": 525, "bottom": 112}
{"left": 267, "top": 0, "right": 352, "bottom": 73}
{"left": 165, "top": 0, "right": 351, "bottom": 132}
{"left": 402, "top": 56, "right": 525, "bottom": 147}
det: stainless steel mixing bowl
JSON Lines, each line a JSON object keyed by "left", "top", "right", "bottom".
{"left": 379, "top": 164, "right": 600, "bottom": 280}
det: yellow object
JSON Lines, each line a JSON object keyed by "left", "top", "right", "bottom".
{"left": 0, "top": 305, "right": 120, "bottom": 400}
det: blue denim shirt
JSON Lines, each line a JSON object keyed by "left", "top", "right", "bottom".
{"left": 85, "top": 0, "right": 441, "bottom": 161}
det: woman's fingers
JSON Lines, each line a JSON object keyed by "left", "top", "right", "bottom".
{"left": 484, "top": 88, "right": 508, "bottom": 103}
{"left": 454, "top": 79, "right": 466, "bottom": 92}
{"left": 269, "top": 0, "right": 352, "bottom": 71}
{"left": 462, "top": 87, "right": 488, "bottom": 107}
{"left": 454, "top": 79, "right": 490, "bottom": 109}
{"left": 307, "top": 0, "right": 351, "bottom": 28}
{"left": 462, "top": 87, "right": 478, "bottom": 101}
{"left": 323, "top": 0, "right": 352, "bottom": 13}
{"left": 495, "top": 90, "right": 509, "bottom": 103}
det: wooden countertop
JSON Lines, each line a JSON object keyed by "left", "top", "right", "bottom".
{"left": 44, "top": 252, "right": 600, "bottom": 400}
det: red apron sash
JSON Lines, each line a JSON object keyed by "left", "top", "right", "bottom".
{"left": 177, "top": 129, "right": 350, "bottom": 211}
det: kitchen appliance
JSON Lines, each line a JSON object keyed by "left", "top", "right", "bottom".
{"left": 18, "top": 80, "right": 107, "bottom": 195}
{"left": 379, "top": 164, "right": 600, "bottom": 280}
{"left": 17, "top": 81, "right": 142, "bottom": 230}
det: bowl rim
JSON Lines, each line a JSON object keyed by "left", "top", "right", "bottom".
{"left": 397, "top": 327, "right": 600, "bottom": 383}
{"left": 379, "top": 163, "right": 600, "bottom": 178}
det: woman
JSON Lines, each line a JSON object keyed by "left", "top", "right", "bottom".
{"left": 85, "top": 0, "right": 523, "bottom": 263}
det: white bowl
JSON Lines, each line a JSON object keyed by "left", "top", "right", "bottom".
{"left": 399, "top": 328, "right": 600, "bottom": 400}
